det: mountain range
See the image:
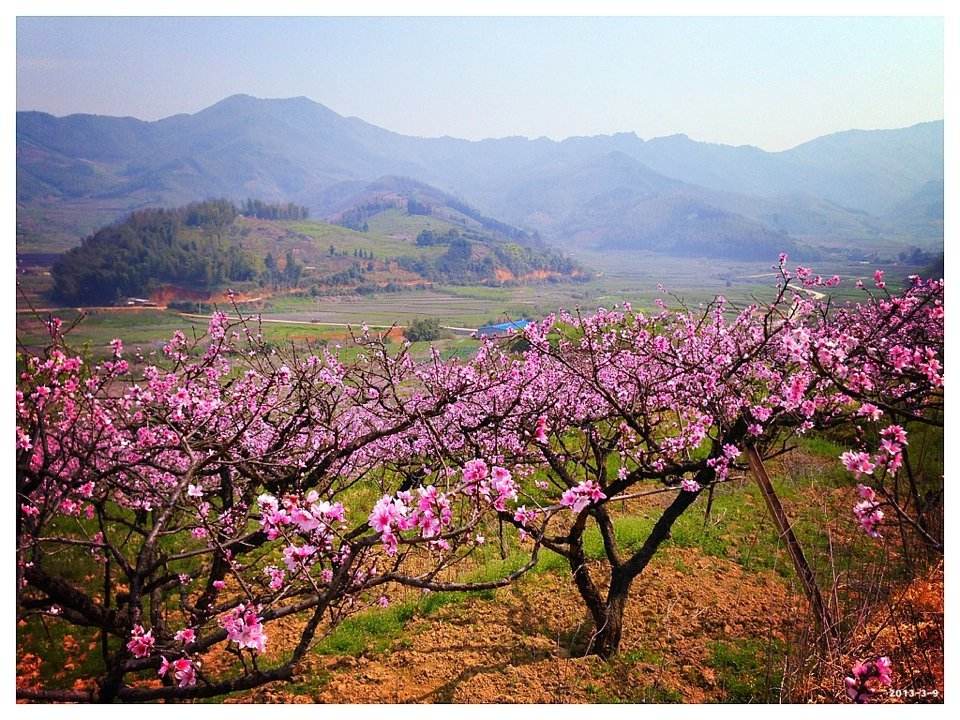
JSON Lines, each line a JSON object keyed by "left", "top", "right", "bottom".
{"left": 17, "top": 94, "right": 944, "bottom": 259}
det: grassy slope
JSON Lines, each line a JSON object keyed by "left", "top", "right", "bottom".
{"left": 361, "top": 207, "right": 462, "bottom": 240}
{"left": 279, "top": 218, "right": 446, "bottom": 260}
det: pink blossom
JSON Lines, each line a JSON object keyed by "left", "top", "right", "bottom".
{"left": 368, "top": 495, "right": 398, "bottom": 534}
{"left": 208, "top": 311, "right": 229, "bottom": 341}
{"left": 290, "top": 506, "right": 320, "bottom": 532}
{"left": 857, "top": 403, "right": 883, "bottom": 421}
{"left": 879, "top": 439, "right": 900, "bottom": 456}
{"left": 489, "top": 466, "right": 518, "bottom": 511}
{"left": 126, "top": 625, "right": 155, "bottom": 658}
{"left": 220, "top": 603, "right": 267, "bottom": 654}
{"left": 884, "top": 452, "right": 903, "bottom": 473}
{"left": 840, "top": 450, "right": 875, "bottom": 476}
{"left": 845, "top": 656, "right": 893, "bottom": 703}
{"left": 533, "top": 415, "right": 549, "bottom": 443}
{"left": 680, "top": 478, "right": 701, "bottom": 493}
{"left": 560, "top": 480, "right": 607, "bottom": 513}
{"left": 462, "top": 458, "right": 489, "bottom": 488}
{"left": 875, "top": 656, "right": 893, "bottom": 685}
{"left": 46, "top": 316, "right": 63, "bottom": 338}
{"left": 513, "top": 506, "right": 538, "bottom": 526}
{"left": 264, "top": 565, "right": 285, "bottom": 590}
{"left": 160, "top": 657, "right": 198, "bottom": 688}
{"left": 854, "top": 498, "right": 884, "bottom": 538}
{"left": 172, "top": 658, "right": 197, "bottom": 687}
{"left": 751, "top": 405, "right": 772, "bottom": 422}
{"left": 16, "top": 427, "right": 32, "bottom": 451}
{"left": 312, "top": 499, "right": 346, "bottom": 522}
{"left": 282, "top": 544, "right": 317, "bottom": 572}
{"left": 880, "top": 425, "right": 908, "bottom": 446}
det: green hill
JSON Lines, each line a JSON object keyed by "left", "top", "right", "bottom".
{"left": 48, "top": 198, "right": 587, "bottom": 306}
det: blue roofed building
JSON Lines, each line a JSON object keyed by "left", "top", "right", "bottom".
{"left": 476, "top": 319, "right": 531, "bottom": 337}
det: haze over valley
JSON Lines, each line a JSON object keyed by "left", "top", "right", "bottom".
{"left": 17, "top": 94, "right": 943, "bottom": 264}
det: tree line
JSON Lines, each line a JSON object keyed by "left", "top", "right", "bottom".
{"left": 239, "top": 199, "right": 309, "bottom": 220}
{"left": 399, "top": 235, "right": 582, "bottom": 284}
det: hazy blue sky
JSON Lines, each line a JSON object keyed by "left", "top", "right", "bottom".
{"left": 17, "top": 16, "right": 943, "bottom": 150}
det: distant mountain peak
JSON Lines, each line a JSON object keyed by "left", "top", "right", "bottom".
{"left": 200, "top": 93, "right": 336, "bottom": 116}
{"left": 16, "top": 93, "right": 943, "bottom": 256}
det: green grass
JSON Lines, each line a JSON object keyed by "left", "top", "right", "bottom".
{"left": 794, "top": 434, "right": 847, "bottom": 462}
{"left": 435, "top": 284, "right": 513, "bottom": 301}
{"left": 314, "top": 590, "right": 483, "bottom": 658}
{"left": 583, "top": 649, "right": 683, "bottom": 704}
{"left": 583, "top": 681, "right": 684, "bottom": 704}
{"left": 15, "top": 308, "right": 353, "bottom": 358}
{"left": 17, "top": 614, "right": 109, "bottom": 686}
{"left": 312, "top": 545, "right": 534, "bottom": 658}
{"left": 362, "top": 208, "right": 461, "bottom": 240}
{"left": 284, "top": 217, "right": 447, "bottom": 259}
{"left": 579, "top": 515, "right": 656, "bottom": 560}
{"left": 707, "top": 637, "right": 785, "bottom": 703}
{"left": 282, "top": 668, "right": 333, "bottom": 699}
{"left": 314, "top": 600, "right": 428, "bottom": 656}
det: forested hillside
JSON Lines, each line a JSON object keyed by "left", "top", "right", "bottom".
{"left": 48, "top": 197, "right": 586, "bottom": 306}
{"left": 51, "top": 200, "right": 258, "bottom": 305}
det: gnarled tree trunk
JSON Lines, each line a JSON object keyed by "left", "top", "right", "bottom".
{"left": 570, "top": 471, "right": 706, "bottom": 659}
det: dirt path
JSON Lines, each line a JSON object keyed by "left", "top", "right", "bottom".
{"left": 174, "top": 312, "right": 479, "bottom": 335}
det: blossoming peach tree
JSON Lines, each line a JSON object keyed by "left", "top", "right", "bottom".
{"left": 16, "top": 314, "right": 541, "bottom": 702}
{"left": 17, "top": 259, "right": 942, "bottom": 702}
{"left": 372, "top": 258, "right": 942, "bottom": 664}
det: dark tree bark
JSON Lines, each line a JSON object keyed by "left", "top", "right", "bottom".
{"left": 568, "top": 467, "right": 708, "bottom": 659}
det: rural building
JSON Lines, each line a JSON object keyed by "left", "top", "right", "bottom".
{"left": 476, "top": 319, "right": 531, "bottom": 337}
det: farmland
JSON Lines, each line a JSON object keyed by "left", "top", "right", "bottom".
{"left": 17, "top": 247, "right": 929, "bottom": 360}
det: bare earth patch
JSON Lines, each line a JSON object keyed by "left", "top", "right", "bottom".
{"left": 230, "top": 546, "right": 801, "bottom": 703}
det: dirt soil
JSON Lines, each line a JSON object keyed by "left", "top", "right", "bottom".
{"left": 230, "top": 546, "right": 802, "bottom": 703}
